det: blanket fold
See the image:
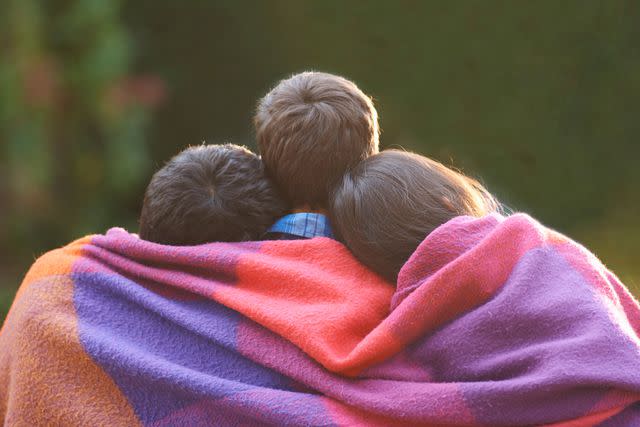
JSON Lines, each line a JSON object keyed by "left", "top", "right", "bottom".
{"left": 1, "top": 213, "right": 639, "bottom": 426}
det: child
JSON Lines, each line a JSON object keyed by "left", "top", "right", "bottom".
{"left": 254, "top": 71, "right": 379, "bottom": 239}
{"left": 330, "top": 150, "right": 499, "bottom": 282}
{"left": 139, "top": 144, "right": 286, "bottom": 245}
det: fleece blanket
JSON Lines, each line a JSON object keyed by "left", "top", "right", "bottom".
{"left": 1, "top": 213, "right": 639, "bottom": 426}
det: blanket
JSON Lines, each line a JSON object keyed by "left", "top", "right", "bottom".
{"left": 1, "top": 213, "right": 639, "bottom": 426}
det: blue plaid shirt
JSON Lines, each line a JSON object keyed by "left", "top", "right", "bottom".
{"left": 265, "top": 213, "right": 334, "bottom": 240}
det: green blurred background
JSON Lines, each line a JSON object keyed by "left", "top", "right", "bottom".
{"left": 1, "top": 0, "right": 639, "bottom": 321}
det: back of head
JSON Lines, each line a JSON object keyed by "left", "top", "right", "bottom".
{"left": 139, "top": 144, "right": 286, "bottom": 245}
{"left": 255, "top": 71, "right": 379, "bottom": 209}
{"left": 331, "top": 150, "right": 499, "bottom": 282}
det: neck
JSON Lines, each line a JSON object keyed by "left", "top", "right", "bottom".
{"left": 292, "top": 205, "right": 328, "bottom": 215}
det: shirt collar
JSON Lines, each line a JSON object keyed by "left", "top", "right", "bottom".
{"left": 267, "top": 212, "right": 334, "bottom": 239}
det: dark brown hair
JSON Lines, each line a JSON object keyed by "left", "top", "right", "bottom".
{"left": 139, "top": 144, "right": 286, "bottom": 245}
{"left": 254, "top": 71, "right": 379, "bottom": 209}
{"left": 331, "top": 150, "right": 499, "bottom": 282}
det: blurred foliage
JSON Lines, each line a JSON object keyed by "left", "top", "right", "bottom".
{"left": 0, "top": 0, "right": 162, "bottom": 273}
{"left": 1, "top": 1, "right": 639, "bottom": 319}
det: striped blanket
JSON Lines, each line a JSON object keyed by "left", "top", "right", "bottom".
{"left": 1, "top": 213, "right": 639, "bottom": 426}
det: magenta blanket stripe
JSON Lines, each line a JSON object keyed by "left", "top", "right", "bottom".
{"left": 1, "top": 213, "right": 639, "bottom": 426}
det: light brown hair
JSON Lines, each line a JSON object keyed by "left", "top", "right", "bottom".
{"left": 255, "top": 71, "right": 379, "bottom": 209}
{"left": 331, "top": 150, "right": 499, "bottom": 282}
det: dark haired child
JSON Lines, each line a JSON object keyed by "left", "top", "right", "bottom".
{"left": 139, "top": 144, "right": 286, "bottom": 245}
{"left": 331, "top": 150, "right": 499, "bottom": 282}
